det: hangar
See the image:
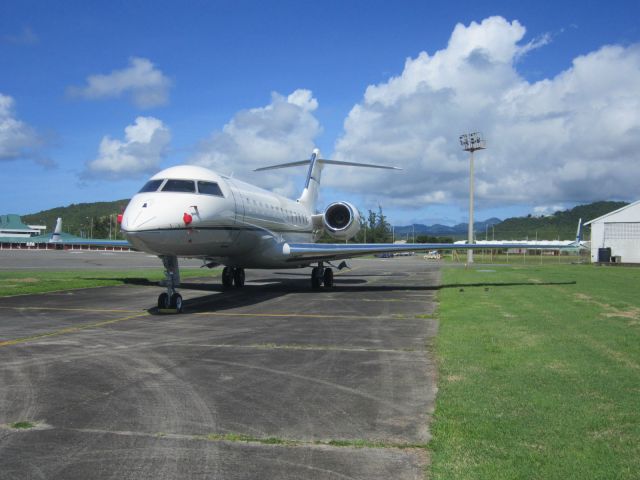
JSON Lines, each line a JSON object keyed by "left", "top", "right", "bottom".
{"left": 585, "top": 200, "right": 640, "bottom": 264}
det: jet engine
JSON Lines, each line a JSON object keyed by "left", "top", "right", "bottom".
{"left": 323, "top": 201, "right": 361, "bottom": 240}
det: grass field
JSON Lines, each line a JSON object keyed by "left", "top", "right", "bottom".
{"left": 443, "top": 252, "right": 586, "bottom": 265}
{"left": 430, "top": 264, "right": 640, "bottom": 479}
{"left": 0, "top": 268, "right": 216, "bottom": 296}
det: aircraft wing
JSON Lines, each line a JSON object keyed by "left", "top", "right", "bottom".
{"left": 283, "top": 241, "right": 582, "bottom": 263}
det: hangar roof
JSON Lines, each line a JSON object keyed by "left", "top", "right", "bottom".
{"left": 584, "top": 199, "right": 640, "bottom": 226}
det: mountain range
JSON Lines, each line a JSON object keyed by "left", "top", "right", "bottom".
{"left": 393, "top": 201, "right": 628, "bottom": 241}
{"left": 393, "top": 218, "right": 501, "bottom": 239}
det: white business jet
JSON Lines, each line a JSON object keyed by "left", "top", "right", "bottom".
{"left": 121, "top": 149, "right": 580, "bottom": 312}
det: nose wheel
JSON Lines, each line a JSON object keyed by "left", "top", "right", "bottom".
{"left": 158, "top": 292, "right": 183, "bottom": 312}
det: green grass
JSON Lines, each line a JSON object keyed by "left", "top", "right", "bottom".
{"left": 205, "top": 432, "right": 297, "bottom": 446}
{"left": 442, "top": 252, "right": 586, "bottom": 265}
{"left": 202, "top": 433, "right": 424, "bottom": 450}
{"left": 430, "top": 264, "right": 640, "bottom": 479}
{"left": 10, "top": 421, "right": 35, "bottom": 429}
{"left": 0, "top": 268, "right": 218, "bottom": 297}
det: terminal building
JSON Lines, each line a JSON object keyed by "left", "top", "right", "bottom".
{"left": 0, "top": 214, "right": 132, "bottom": 251}
{"left": 0, "top": 214, "right": 46, "bottom": 240}
{"left": 585, "top": 200, "right": 640, "bottom": 264}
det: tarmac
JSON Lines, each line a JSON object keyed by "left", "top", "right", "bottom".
{"left": 0, "top": 252, "right": 440, "bottom": 479}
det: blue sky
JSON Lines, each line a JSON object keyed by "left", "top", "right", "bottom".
{"left": 1, "top": 0, "right": 639, "bottom": 226}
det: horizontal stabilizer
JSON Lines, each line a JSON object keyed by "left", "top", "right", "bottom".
{"left": 254, "top": 148, "right": 401, "bottom": 211}
{"left": 254, "top": 160, "right": 312, "bottom": 171}
{"left": 254, "top": 158, "right": 401, "bottom": 171}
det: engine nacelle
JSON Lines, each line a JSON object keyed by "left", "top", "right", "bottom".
{"left": 323, "top": 201, "right": 361, "bottom": 240}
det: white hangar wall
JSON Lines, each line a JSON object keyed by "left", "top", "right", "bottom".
{"left": 586, "top": 201, "right": 640, "bottom": 264}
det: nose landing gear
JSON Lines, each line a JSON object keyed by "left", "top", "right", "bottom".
{"left": 158, "top": 255, "right": 183, "bottom": 313}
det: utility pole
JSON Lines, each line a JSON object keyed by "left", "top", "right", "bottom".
{"left": 459, "top": 132, "right": 486, "bottom": 265}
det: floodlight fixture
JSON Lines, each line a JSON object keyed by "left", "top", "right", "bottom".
{"left": 459, "top": 132, "right": 486, "bottom": 152}
{"left": 459, "top": 132, "right": 487, "bottom": 265}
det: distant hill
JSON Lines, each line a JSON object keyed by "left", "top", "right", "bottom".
{"left": 394, "top": 201, "right": 628, "bottom": 241}
{"left": 22, "top": 199, "right": 130, "bottom": 239}
{"left": 491, "top": 201, "right": 628, "bottom": 241}
{"left": 394, "top": 218, "right": 501, "bottom": 239}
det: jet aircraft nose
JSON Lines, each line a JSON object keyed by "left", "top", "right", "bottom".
{"left": 121, "top": 196, "right": 158, "bottom": 232}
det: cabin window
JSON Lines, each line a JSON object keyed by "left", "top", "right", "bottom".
{"left": 162, "top": 179, "right": 196, "bottom": 193}
{"left": 197, "top": 181, "right": 224, "bottom": 197}
{"left": 139, "top": 179, "right": 163, "bottom": 193}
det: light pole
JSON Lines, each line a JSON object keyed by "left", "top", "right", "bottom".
{"left": 459, "top": 132, "right": 486, "bottom": 264}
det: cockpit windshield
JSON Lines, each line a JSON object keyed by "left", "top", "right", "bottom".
{"left": 138, "top": 178, "right": 224, "bottom": 196}
{"left": 197, "top": 181, "right": 224, "bottom": 197}
{"left": 162, "top": 179, "right": 196, "bottom": 193}
{"left": 138, "top": 179, "right": 163, "bottom": 193}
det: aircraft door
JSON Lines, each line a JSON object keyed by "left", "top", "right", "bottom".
{"left": 226, "top": 178, "right": 246, "bottom": 228}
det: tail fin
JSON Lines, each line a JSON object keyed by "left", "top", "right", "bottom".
{"left": 50, "top": 217, "right": 62, "bottom": 243}
{"left": 576, "top": 218, "right": 582, "bottom": 243}
{"left": 254, "top": 149, "right": 400, "bottom": 211}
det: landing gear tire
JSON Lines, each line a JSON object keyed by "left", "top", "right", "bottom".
{"left": 170, "top": 293, "right": 183, "bottom": 313}
{"left": 311, "top": 267, "right": 322, "bottom": 289}
{"left": 233, "top": 268, "right": 245, "bottom": 288}
{"left": 222, "top": 266, "right": 234, "bottom": 289}
{"left": 323, "top": 268, "right": 334, "bottom": 288}
{"left": 158, "top": 292, "right": 170, "bottom": 309}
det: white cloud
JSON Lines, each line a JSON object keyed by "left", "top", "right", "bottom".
{"left": 69, "top": 57, "right": 172, "bottom": 108}
{"left": 515, "top": 32, "right": 551, "bottom": 60}
{"left": 0, "top": 93, "right": 45, "bottom": 163}
{"left": 84, "top": 116, "right": 171, "bottom": 179}
{"left": 190, "top": 89, "right": 321, "bottom": 196}
{"left": 532, "top": 205, "right": 566, "bottom": 217}
{"left": 330, "top": 16, "right": 640, "bottom": 213}
{"left": 3, "top": 26, "right": 39, "bottom": 45}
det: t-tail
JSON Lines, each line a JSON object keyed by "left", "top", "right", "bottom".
{"left": 254, "top": 148, "right": 400, "bottom": 212}
{"left": 569, "top": 218, "right": 585, "bottom": 248}
{"left": 576, "top": 218, "right": 582, "bottom": 243}
{"left": 50, "top": 217, "right": 62, "bottom": 243}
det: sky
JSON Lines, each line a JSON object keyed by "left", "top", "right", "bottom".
{"left": 1, "top": 0, "right": 639, "bottom": 226}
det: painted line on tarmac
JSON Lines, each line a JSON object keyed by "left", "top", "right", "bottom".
{"left": 0, "top": 306, "right": 142, "bottom": 314}
{"left": 355, "top": 298, "right": 428, "bottom": 303}
{"left": 193, "top": 312, "right": 380, "bottom": 319}
{"left": 184, "top": 343, "right": 423, "bottom": 354}
{"left": 0, "top": 312, "right": 150, "bottom": 348}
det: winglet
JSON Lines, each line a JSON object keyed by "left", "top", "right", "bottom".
{"left": 50, "top": 217, "right": 62, "bottom": 243}
{"left": 569, "top": 218, "right": 587, "bottom": 249}
{"left": 576, "top": 218, "right": 582, "bottom": 243}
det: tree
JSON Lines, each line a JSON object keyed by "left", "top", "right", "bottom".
{"left": 416, "top": 235, "right": 454, "bottom": 244}
{"left": 374, "top": 206, "right": 391, "bottom": 243}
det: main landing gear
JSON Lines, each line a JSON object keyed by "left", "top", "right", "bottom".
{"left": 222, "top": 266, "right": 245, "bottom": 289}
{"left": 311, "top": 262, "right": 334, "bottom": 289}
{"left": 158, "top": 255, "right": 183, "bottom": 313}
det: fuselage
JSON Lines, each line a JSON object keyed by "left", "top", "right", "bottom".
{"left": 121, "top": 165, "right": 317, "bottom": 268}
